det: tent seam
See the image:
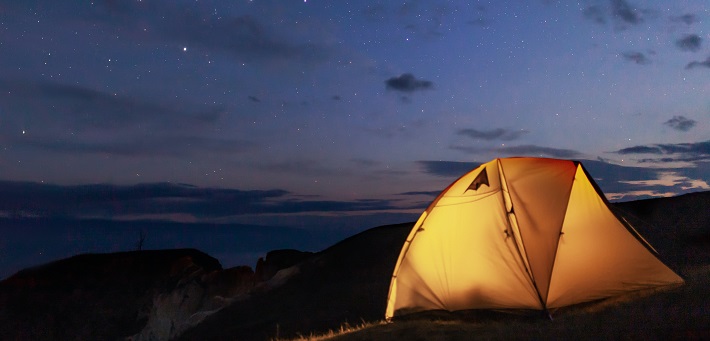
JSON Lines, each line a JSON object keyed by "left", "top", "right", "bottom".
{"left": 497, "top": 159, "right": 546, "bottom": 310}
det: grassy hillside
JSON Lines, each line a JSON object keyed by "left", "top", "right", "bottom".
{"left": 288, "top": 191, "right": 710, "bottom": 341}
{"left": 1, "top": 191, "right": 707, "bottom": 340}
{"left": 180, "top": 191, "right": 710, "bottom": 341}
{"left": 290, "top": 264, "right": 709, "bottom": 340}
{"left": 178, "top": 222, "right": 414, "bottom": 341}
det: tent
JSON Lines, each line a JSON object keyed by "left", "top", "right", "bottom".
{"left": 385, "top": 157, "right": 683, "bottom": 319}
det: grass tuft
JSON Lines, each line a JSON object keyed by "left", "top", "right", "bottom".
{"left": 273, "top": 320, "right": 386, "bottom": 341}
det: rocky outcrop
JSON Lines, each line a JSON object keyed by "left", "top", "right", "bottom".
{"left": 0, "top": 249, "right": 254, "bottom": 341}
{"left": 255, "top": 249, "right": 314, "bottom": 281}
{"left": 0, "top": 245, "right": 318, "bottom": 341}
{"left": 177, "top": 223, "right": 414, "bottom": 341}
{"left": 129, "top": 265, "right": 255, "bottom": 341}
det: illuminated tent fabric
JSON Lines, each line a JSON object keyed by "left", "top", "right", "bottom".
{"left": 385, "top": 157, "right": 683, "bottom": 319}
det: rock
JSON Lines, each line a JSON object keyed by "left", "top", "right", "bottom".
{"left": 254, "top": 249, "right": 314, "bottom": 281}
{"left": 0, "top": 249, "right": 243, "bottom": 341}
{"left": 129, "top": 266, "right": 256, "bottom": 341}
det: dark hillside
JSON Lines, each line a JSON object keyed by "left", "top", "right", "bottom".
{"left": 180, "top": 191, "right": 710, "bottom": 340}
{"left": 178, "top": 222, "right": 413, "bottom": 341}
{"left": 0, "top": 249, "right": 231, "bottom": 340}
{"left": 613, "top": 191, "right": 710, "bottom": 268}
{"left": 1, "top": 191, "right": 707, "bottom": 340}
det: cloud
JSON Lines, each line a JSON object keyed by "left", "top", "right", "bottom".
{"left": 498, "top": 145, "right": 581, "bottom": 158}
{"left": 0, "top": 80, "right": 251, "bottom": 157}
{"left": 0, "top": 80, "right": 220, "bottom": 132}
{"left": 0, "top": 181, "right": 404, "bottom": 221}
{"left": 451, "top": 144, "right": 582, "bottom": 159}
{"left": 670, "top": 14, "right": 697, "bottom": 25}
{"left": 398, "top": 190, "right": 441, "bottom": 197}
{"left": 685, "top": 56, "right": 710, "bottom": 70}
{"left": 19, "top": 135, "right": 254, "bottom": 157}
{"left": 350, "top": 158, "right": 380, "bottom": 167}
{"left": 385, "top": 73, "right": 434, "bottom": 93}
{"left": 611, "top": 0, "right": 642, "bottom": 25}
{"left": 613, "top": 140, "right": 710, "bottom": 163}
{"left": 163, "top": 14, "right": 328, "bottom": 64}
{"left": 664, "top": 116, "right": 696, "bottom": 132}
{"left": 417, "top": 159, "right": 709, "bottom": 202}
{"left": 581, "top": 159, "right": 710, "bottom": 200}
{"left": 676, "top": 34, "right": 702, "bottom": 52}
{"left": 582, "top": 0, "right": 645, "bottom": 28}
{"left": 582, "top": 5, "right": 606, "bottom": 24}
{"left": 621, "top": 51, "right": 650, "bottom": 64}
{"left": 40, "top": 0, "right": 330, "bottom": 65}
{"left": 615, "top": 145, "right": 663, "bottom": 154}
{"left": 457, "top": 128, "right": 529, "bottom": 141}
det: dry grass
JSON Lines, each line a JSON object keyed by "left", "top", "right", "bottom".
{"left": 277, "top": 264, "right": 710, "bottom": 341}
{"left": 272, "top": 321, "right": 385, "bottom": 341}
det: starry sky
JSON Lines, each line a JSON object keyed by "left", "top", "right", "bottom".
{"left": 1, "top": 0, "right": 709, "bottom": 229}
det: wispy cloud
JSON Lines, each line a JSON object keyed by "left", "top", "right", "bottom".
{"left": 685, "top": 56, "right": 710, "bottom": 70}
{"left": 621, "top": 51, "right": 651, "bottom": 65}
{"left": 451, "top": 144, "right": 581, "bottom": 159}
{"left": 582, "top": 158, "right": 705, "bottom": 199}
{"left": 457, "top": 128, "right": 529, "bottom": 141}
{"left": 417, "top": 158, "right": 708, "bottom": 201}
{"left": 664, "top": 116, "right": 696, "bottom": 132}
{"left": 18, "top": 135, "right": 253, "bottom": 157}
{"left": 86, "top": 1, "right": 329, "bottom": 64}
{"left": 0, "top": 80, "right": 221, "bottom": 132}
{"left": 676, "top": 34, "right": 702, "bottom": 52}
{"left": 611, "top": 0, "right": 643, "bottom": 26}
{"left": 0, "top": 181, "right": 405, "bottom": 221}
{"left": 498, "top": 145, "right": 581, "bottom": 158}
{"left": 670, "top": 14, "right": 697, "bottom": 25}
{"left": 7, "top": 0, "right": 330, "bottom": 66}
{"left": 613, "top": 140, "right": 710, "bottom": 163}
{"left": 385, "top": 73, "right": 433, "bottom": 93}
{"left": 398, "top": 190, "right": 441, "bottom": 197}
{"left": 582, "top": 0, "right": 647, "bottom": 29}
{"left": 0, "top": 80, "right": 250, "bottom": 157}
{"left": 582, "top": 5, "right": 607, "bottom": 24}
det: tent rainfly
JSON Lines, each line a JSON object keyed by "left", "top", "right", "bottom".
{"left": 385, "top": 157, "right": 683, "bottom": 319}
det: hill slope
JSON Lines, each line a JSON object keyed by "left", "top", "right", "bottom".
{"left": 0, "top": 191, "right": 707, "bottom": 340}
{"left": 179, "top": 191, "right": 710, "bottom": 340}
{"left": 178, "top": 222, "right": 413, "bottom": 340}
{"left": 0, "top": 249, "right": 236, "bottom": 340}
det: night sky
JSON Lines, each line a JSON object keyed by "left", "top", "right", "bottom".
{"left": 1, "top": 0, "right": 709, "bottom": 229}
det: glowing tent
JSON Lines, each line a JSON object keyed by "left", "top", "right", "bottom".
{"left": 385, "top": 157, "right": 683, "bottom": 319}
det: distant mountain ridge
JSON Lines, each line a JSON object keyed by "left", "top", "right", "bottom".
{"left": 0, "top": 217, "right": 345, "bottom": 280}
